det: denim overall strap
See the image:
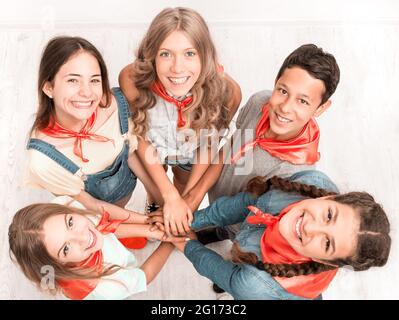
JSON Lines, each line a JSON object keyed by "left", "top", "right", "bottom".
{"left": 112, "top": 87, "right": 130, "bottom": 135}
{"left": 27, "top": 138, "right": 80, "bottom": 174}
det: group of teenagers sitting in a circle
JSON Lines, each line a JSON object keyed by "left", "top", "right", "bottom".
{"left": 8, "top": 7, "right": 391, "bottom": 300}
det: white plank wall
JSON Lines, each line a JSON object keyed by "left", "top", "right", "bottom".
{"left": 1, "top": 0, "right": 398, "bottom": 299}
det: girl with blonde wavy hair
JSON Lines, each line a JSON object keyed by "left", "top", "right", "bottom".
{"left": 119, "top": 7, "right": 241, "bottom": 237}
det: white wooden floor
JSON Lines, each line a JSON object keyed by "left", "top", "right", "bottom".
{"left": 1, "top": 0, "right": 399, "bottom": 299}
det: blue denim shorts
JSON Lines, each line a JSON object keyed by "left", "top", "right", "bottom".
{"left": 164, "top": 158, "right": 193, "bottom": 172}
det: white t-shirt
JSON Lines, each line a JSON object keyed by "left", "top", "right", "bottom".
{"left": 146, "top": 96, "right": 201, "bottom": 163}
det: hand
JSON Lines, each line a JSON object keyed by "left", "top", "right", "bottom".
{"left": 147, "top": 211, "right": 166, "bottom": 232}
{"left": 172, "top": 230, "right": 197, "bottom": 252}
{"left": 163, "top": 193, "right": 193, "bottom": 236}
{"left": 149, "top": 228, "right": 188, "bottom": 243}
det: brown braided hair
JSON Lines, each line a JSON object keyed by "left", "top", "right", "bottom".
{"left": 231, "top": 175, "right": 391, "bottom": 278}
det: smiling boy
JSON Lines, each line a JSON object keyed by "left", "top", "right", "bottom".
{"left": 183, "top": 44, "right": 340, "bottom": 241}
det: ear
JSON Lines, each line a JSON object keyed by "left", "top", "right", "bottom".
{"left": 42, "top": 81, "right": 53, "bottom": 99}
{"left": 313, "top": 100, "right": 331, "bottom": 117}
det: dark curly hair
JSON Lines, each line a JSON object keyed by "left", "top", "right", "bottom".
{"left": 275, "top": 44, "right": 340, "bottom": 105}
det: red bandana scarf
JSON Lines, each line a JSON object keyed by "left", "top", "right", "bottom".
{"left": 151, "top": 80, "right": 193, "bottom": 128}
{"left": 231, "top": 103, "right": 320, "bottom": 165}
{"left": 41, "top": 110, "right": 114, "bottom": 163}
{"left": 58, "top": 212, "right": 146, "bottom": 300}
{"left": 247, "top": 203, "right": 338, "bottom": 299}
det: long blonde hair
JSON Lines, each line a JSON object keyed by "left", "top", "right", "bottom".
{"left": 8, "top": 203, "right": 121, "bottom": 295}
{"left": 130, "top": 7, "right": 232, "bottom": 137}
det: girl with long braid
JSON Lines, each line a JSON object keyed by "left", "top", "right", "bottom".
{"left": 150, "top": 170, "right": 391, "bottom": 299}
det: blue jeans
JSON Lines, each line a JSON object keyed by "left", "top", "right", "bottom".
{"left": 188, "top": 192, "right": 305, "bottom": 300}
{"left": 185, "top": 170, "right": 339, "bottom": 300}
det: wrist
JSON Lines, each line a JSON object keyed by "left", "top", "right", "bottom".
{"left": 163, "top": 189, "right": 181, "bottom": 202}
{"left": 173, "top": 241, "right": 187, "bottom": 252}
{"left": 185, "top": 190, "right": 202, "bottom": 212}
{"left": 134, "top": 213, "right": 148, "bottom": 224}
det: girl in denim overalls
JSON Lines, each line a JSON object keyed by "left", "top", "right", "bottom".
{"left": 24, "top": 36, "right": 162, "bottom": 248}
{"left": 152, "top": 170, "right": 391, "bottom": 299}
{"left": 119, "top": 7, "right": 242, "bottom": 236}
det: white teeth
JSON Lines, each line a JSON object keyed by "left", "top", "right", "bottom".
{"left": 295, "top": 217, "right": 302, "bottom": 240}
{"left": 74, "top": 101, "right": 92, "bottom": 108}
{"left": 87, "top": 230, "right": 94, "bottom": 250}
{"left": 276, "top": 113, "right": 291, "bottom": 123}
{"left": 169, "top": 77, "right": 189, "bottom": 85}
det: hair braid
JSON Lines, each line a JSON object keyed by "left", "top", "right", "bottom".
{"left": 246, "top": 175, "right": 337, "bottom": 198}
{"left": 269, "top": 176, "right": 337, "bottom": 198}
{"left": 258, "top": 261, "right": 336, "bottom": 277}
{"left": 240, "top": 174, "right": 391, "bottom": 279}
{"left": 231, "top": 242, "right": 336, "bottom": 278}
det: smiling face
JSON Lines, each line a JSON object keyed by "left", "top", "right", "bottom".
{"left": 42, "top": 51, "right": 103, "bottom": 131}
{"left": 266, "top": 67, "right": 331, "bottom": 141}
{"left": 279, "top": 198, "right": 360, "bottom": 263}
{"left": 42, "top": 213, "right": 104, "bottom": 264}
{"left": 155, "top": 30, "right": 201, "bottom": 97}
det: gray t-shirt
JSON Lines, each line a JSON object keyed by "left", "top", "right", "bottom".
{"left": 209, "top": 90, "right": 314, "bottom": 203}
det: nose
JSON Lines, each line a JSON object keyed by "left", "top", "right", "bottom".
{"left": 170, "top": 55, "right": 184, "bottom": 74}
{"left": 79, "top": 82, "right": 92, "bottom": 97}
{"left": 70, "top": 230, "right": 88, "bottom": 247}
{"left": 279, "top": 97, "right": 295, "bottom": 114}
{"left": 303, "top": 220, "right": 327, "bottom": 238}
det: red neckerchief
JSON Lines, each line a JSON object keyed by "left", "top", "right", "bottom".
{"left": 231, "top": 103, "right": 320, "bottom": 165}
{"left": 41, "top": 109, "right": 114, "bottom": 163}
{"left": 151, "top": 80, "right": 193, "bottom": 128}
{"left": 247, "top": 203, "right": 338, "bottom": 299}
{"left": 58, "top": 212, "right": 146, "bottom": 300}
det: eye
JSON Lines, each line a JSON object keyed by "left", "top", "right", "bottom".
{"left": 67, "top": 216, "right": 74, "bottom": 228}
{"left": 327, "top": 208, "right": 333, "bottom": 222}
{"left": 67, "top": 78, "right": 78, "bottom": 83}
{"left": 278, "top": 88, "right": 287, "bottom": 95}
{"left": 299, "top": 99, "right": 309, "bottom": 105}
{"left": 63, "top": 243, "right": 70, "bottom": 257}
{"left": 91, "top": 78, "right": 101, "bottom": 83}
{"left": 159, "top": 51, "right": 170, "bottom": 58}
{"left": 325, "top": 237, "right": 331, "bottom": 252}
{"left": 185, "top": 51, "right": 196, "bottom": 57}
